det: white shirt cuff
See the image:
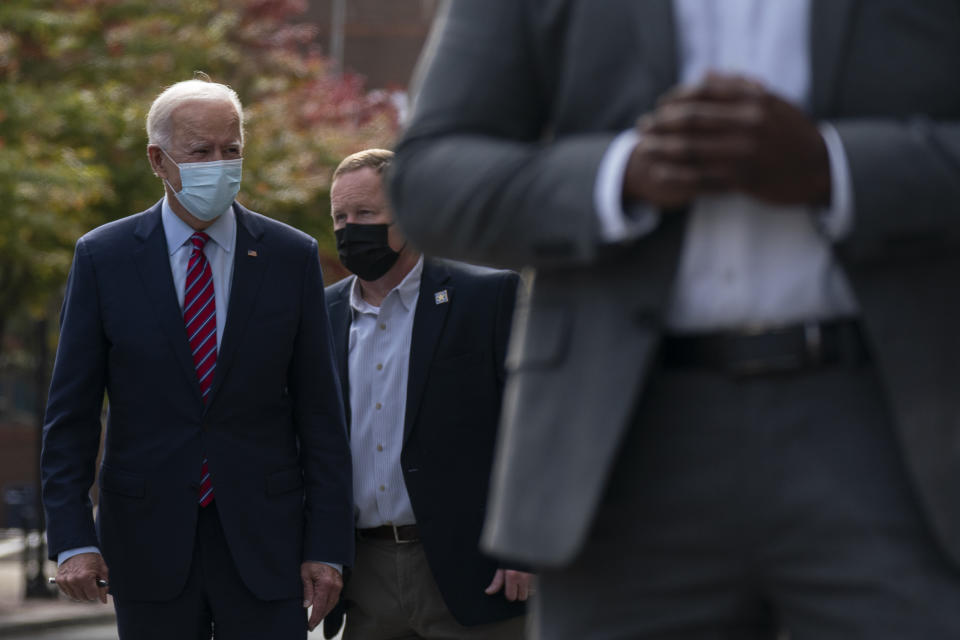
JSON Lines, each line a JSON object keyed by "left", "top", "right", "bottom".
{"left": 319, "top": 561, "right": 343, "bottom": 575}
{"left": 817, "top": 123, "right": 855, "bottom": 240}
{"left": 58, "top": 546, "right": 101, "bottom": 566}
{"left": 594, "top": 129, "right": 661, "bottom": 242}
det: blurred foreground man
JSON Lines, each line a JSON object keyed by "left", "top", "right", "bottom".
{"left": 41, "top": 78, "right": 353, "bottom": 639}
{"left": 323, "top": 149, "right": 529, "bottom": 639}
{"left": 392, "top": 1, "right": 960, "bottom": 638}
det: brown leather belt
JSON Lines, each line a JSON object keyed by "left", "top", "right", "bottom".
{"left": 357, "top": 524, "right": 420, "bottom": 543}
{"left": 661, "top": 319, "right": 870, "bottom": 376}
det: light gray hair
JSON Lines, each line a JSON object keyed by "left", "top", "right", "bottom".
{"left": 146, "top": 78, "right": 245, "bottom": 150}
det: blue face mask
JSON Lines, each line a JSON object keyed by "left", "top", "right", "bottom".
{"left": 162, "top": 149, "right": 243, "bottom": 222}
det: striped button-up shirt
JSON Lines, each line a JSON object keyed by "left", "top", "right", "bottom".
{"left": 348, "top": 256, "right": 423, "bottom": 529}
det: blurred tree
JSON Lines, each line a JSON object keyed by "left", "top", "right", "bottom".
{"left": 0, "top": 0, "right": 398, "bottom": 354}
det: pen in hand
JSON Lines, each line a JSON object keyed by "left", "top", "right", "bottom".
{"left": 48, "top": 577, "right": 109, "bottom": 588}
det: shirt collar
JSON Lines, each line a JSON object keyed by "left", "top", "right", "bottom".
{"left": 349, "top": 255, "right": 424, "bottom": 314}
{"left": 161, "top": 196, "right": 236, "bottom": 256}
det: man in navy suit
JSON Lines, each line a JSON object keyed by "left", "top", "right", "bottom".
{"left": 322, "top": 149, "right": 529, "bottom": 639}
{"left": 41, "top": 78, "right": 353, "bottom": 639}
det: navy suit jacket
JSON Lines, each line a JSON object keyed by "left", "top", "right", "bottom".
{"left": 325, "top": 258, "right": 524, "bottom": 627}
{"left": 41, "top": 201, "right": 354, "bottom": 602}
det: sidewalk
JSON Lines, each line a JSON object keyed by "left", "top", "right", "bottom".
{"left": 0, "top": 534, "right": 115, "bottom": 637}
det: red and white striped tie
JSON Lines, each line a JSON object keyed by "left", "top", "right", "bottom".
{"left": 184, "top": 232, "right": 216, "bottom": 507}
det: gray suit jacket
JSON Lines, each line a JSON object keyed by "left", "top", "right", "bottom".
{"left": 391, "top": 0, "right": 960, "bottom": 567}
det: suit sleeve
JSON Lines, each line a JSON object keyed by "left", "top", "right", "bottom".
{"left": 41, "top": 238, "right": 108, "bottom": 559}
{"left": 832, "top": 119, "right": 960, "bottom": 258}
{"left": 493, "top": 271, "right": 520, "bottom": 390}
{"left": 491, "top": 270, "right": 532, "bottom": 574}
{"left": 392, "top": 0, "right": 616, "bottom": 269}
{"left": 290, "top": 240, "right": 354, "bottom": 566}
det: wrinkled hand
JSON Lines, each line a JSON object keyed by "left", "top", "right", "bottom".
{"left": 625, "top": 72, "right": 831, "bottom": 207}
{"left": 301, "top": 562, "right": 343, "bottom": 631}
{"left": 54, "top": 552, "right": 109, "bottom": 603}
{"left": 484, "top": 568, "right": 535, "bottom": 602}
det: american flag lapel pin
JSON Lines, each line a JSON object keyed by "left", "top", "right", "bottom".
{"left": 247, "top": 249, "right": 258, "bottom": 257}
{"left": 434, "top": 289, "right": 449, "bottom": 305}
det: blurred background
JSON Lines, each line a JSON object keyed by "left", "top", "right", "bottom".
{"left": 0, "top": 0, "right": 441, "bottom": 629}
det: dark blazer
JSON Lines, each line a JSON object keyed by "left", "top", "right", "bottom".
{"left": 393, "top": 0, "right": 960, "bottom": 567}
{"left": 324, "top": 258, "right": 523, "bottom": 628}
{"left": 41, "top": 200, "right": 354, "bottom": 601}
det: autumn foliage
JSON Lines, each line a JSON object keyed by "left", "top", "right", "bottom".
{"left": 0, "top": 0, "right": 399, "bottom": 343}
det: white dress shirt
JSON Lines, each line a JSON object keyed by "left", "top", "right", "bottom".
{"left": 162, "top": 197, "right": 236, "bottom": 346}
{"left": 348, "top": 256, "right": 424, "bottom": 529}
{"left": 596, "top": 0, "right": 859, "bottom": 332}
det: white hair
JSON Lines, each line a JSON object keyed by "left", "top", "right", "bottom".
{"left": 146, "top": 79, "right": 245, "bottom": 150}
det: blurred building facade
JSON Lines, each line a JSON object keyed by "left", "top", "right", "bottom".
{"left": 0, "top": 345, "right": 40, "bottom": 529}
{"left": 307, "top": 0, "right": 441, "bottom": 88}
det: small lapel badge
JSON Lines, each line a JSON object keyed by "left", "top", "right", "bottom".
{"left": 247, "top": 249, "right": 258, "bottom": 257}
{"left": 434, "top": 290, "right": 449, "bottom": 305}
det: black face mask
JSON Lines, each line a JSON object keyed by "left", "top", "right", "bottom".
{"left": 335, "top": 223, "right": 402, "bottom": 281}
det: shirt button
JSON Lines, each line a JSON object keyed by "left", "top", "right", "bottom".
{"left": 377, "top": 444, "right": 384, "bottom": 452}
{"left": 375, "top": 402, "right": 382, "bottom": 410}
{"left": 379, "top": 485, "right": 386, "bottom": 492}
{"left": 379, "top": 323, "right": 387, "bottom": 330}
{"left": 376, "top": 363, "right": 383, "bottom": 371}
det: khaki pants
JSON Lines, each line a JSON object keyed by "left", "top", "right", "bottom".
{"left": 343, "top": 537, "right": 526, "bottom": 640}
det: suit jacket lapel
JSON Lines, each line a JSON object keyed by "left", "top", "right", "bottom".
{"left": 328, "top": 280, "right": 353, "bottom": 431}
{"left": 133, "top": 203, "right": 204, "bottom": 404}
{"left": 404, "top": 259, "right": 452, "bottom": 444}
{"left": 811, "top": 0, "right": 858, "bottom": 117}
{"left": 207, "top": 204, "right": 267, "bottom": 407}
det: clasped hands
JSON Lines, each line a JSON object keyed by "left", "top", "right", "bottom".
{"left": 624, "top": 72, "right": 832, "bottom": 210}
